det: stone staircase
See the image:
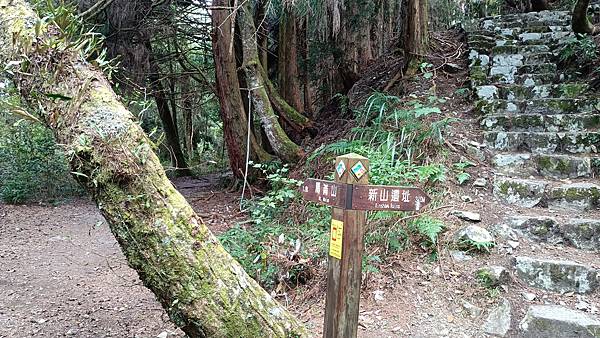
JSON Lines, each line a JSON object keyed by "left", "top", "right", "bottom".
{"left": 468, "top": 10, "right": 600, "bottom": 337}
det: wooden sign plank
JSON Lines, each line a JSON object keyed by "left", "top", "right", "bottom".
{"left": 300, "top": 178, "right": 347, "bottom": 208}
{"left": 351, "top": 185, "right": 431, "bottom": 211}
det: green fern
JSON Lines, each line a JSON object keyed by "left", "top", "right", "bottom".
{"left": 410, "top": 216, "right": 445, "bottom": 245}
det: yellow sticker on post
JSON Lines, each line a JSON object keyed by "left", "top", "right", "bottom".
{"left": 329, "top": 219, "right": 343, "bottom": 259}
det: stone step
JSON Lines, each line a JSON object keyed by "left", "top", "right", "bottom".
{"left": 482, "top": 18, "right": 570, "bottom": 30}
{"left": 475, "top": 83, "right": 588, "bottom": 100}
{"left": 481, "top": 10, "right": 571, "bottom": 26}
{"left": 493, "top": 177, "right": 600, "bottom": 210}
{"left": 469, "top": 32, "right": 571, "bottom": 48}
{"left": 507, "top": 216, "right": 600, "bottom": 251}
{"left": 470, "top": 67, "right": 557, "bottom": 87}
{"left": 493, "top": 177, "right": 549, "bottom": 207}
{"left": 476, "top": 98, "right": 600, "bottom": 115}
{"left": 491, "top": 44, "right": 551, "bottom": 55}
{"left": 492, "top": 153, "right": 600, "bottom": 179}
{"left": 481, "top": 113, "right": 600, "bottom": 132}
{"left": 484, "top": 131, "right": 600, "bottom": 154}
{"left": 549, "top": 182, "right": 600, "bottom": 211}
{"left": 512, "top": 256, "right": 598, "bottom": 294}
{"left": 488, "top": 63, "right": 558, "bottom": 85}
{"left": 520, "top": 305, "right": 600, "bottom": 337}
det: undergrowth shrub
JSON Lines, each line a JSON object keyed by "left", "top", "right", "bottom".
{"left": 559, "top": 34, "right": 598, "bottom": 74}
{"left": 0, "top": 117, "right": 79, "bottom": 204}
{"left": 220, "top": 163, "right": 330, "bottom": 289}
{"left": 222, "top": 92, "right": 454, "bottom": 290}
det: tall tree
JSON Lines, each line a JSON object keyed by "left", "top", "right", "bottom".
{"left": 211, "top": 0, "right": 271, "bottom": 177}
{"left": 278, "top": 10, "right": 304, "bottom": 112}
{"left": 0, "top": 1, "right": 307, "bottom": 336}
{"left": 238, "top": 1, "right": 305, "bottom": 162}
{"left": 404, "top": 0, "right": 429, "bottom": 72}
{"left": 572, "top": 0, "right": 599, "bottom": 34}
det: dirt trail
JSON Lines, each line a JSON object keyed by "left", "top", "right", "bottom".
{"left": 0, "top": 201, "right": 181, "bottom": 337}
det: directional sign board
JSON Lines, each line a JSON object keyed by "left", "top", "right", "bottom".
{"left": 351, "top": 185, "right": 431, "bottom": 211}
{"left": 300, "top": 180, "right": 430, "bottom": 212}
{"left": 300, "top": 178, "right": 347, "bottom": 208}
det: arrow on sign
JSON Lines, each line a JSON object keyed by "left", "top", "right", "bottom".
{"left": 300, "top": 180, "right": 430, "bottom": 212}
{"left": 351, "top": 185, "right": 431, "bottom": 211}
{"left": 300, "top": 178, "right": 348, "bottom": 209}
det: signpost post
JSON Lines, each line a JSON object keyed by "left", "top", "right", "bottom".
{"left": 299, "top": 153, "right": 431, "bottom": 338}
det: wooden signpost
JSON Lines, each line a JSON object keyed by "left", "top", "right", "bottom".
{"left": 300, "top": 153, "right": 431, "bottom": 338}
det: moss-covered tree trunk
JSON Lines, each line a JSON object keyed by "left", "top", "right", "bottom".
{"left": 238, "top": 1, "right": 304, "bottom": 162}
{"left": 572, "top": 0, "right": 599, "bottom": 34}
{"left": 0, "top": 1, "right": 307, "bottom": 336}
{"left": 211, "top": 0, "right": 271, "bottom": 178}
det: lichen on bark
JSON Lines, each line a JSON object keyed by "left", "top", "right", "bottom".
{"left": 0, "top": 1, "right": 307, "bottom": 336}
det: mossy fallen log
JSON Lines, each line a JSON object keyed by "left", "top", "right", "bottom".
{"left": 0, "top": 1, "right": 307, "bottom": 336}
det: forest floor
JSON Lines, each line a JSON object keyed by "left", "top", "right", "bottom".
{"left": 4, "top": 169, "right": 597, "bottom": 337}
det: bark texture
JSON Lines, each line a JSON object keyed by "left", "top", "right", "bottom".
{"left": 278, "top": 12, "right": 304, "bottom": 113}
{"left": 572, "top": 0, "right": 599, "bottom": 34}
{"left": 238, "top": 1, "right": 304, "bottom": 162}
{"left": 0, "top": 1, "right": 306, "bottom": 336}
{"left": 211, "top": 0, "right": 271, "bottom": 177}
{"left": 404, "top": 0, "right": 429, "bottom": 72}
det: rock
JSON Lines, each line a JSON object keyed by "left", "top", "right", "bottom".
{"left": 483, "top": 298, "right": 512, "bottom": 337}
{"left": 513, "top": 256, "right": 599, "bottom": 294}
{"left": 461, "top": 195, "right": 474, "bottom": 203}
{"left": 373, "top": 290, "right": 385, "bottom": 301}
{"left": 462, "top": 301, "right": 483, "bottom": 318}
{"left": 493, "top": 177, "right": 548, "bottom": 208}
{"left": 450, "top": 250, "right": 473, "bottom": 262}
{"left": 477, "top": 266, "right": 511, "bottom": 286}
{"left": 473, "top": 178, "right": 488, "bottom": 187}
{"left": 520, "top": 305, "right": 600, "bottom": 338}
{"left": 522, "top": 292, "right": 536, "bottom": 301}
{"left": 455, "top": 225, "right": 494, "bottom": 244}
{"left": 157, "top": 332, "right": 169, "bottom": 338}
{"left": 562, "top": 219, "right": 600, "bottom": 252}
{"left": 451, "top": 211, "right": 482, "bottom": 222}
{"left": 507, "top": 240, "right": 519, "bottom": 249}
{"left": 490, "top": 222, "right": 518, "bottom": 241}
{"left": 466, "top": 144, "right": 486, "bottom": 161}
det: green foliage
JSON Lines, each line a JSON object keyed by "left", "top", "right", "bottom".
{"left": 410, "top": 216, "right": 445, "bottom": 246}
{"left": 247, "top": 162, "right": 303, "bottom": 225}
{"left": 0, "top": 117, "right": 79, "bottom": 204}
{"left": 310, "top": 92, "right": 454, "bottom": 187}
{"left": 31, "top": 0, "right": 117, "bottom": 76}
{"left": 458, "top": 238, "right": 496, "bottom": 253}
{"left": 453, "top": 160, "right": 475, "bottom": 185}
{"left": 476, "top": 269, "right": 501, "bottom": 297}
{"left": 559, "top": 34, "right": 598, "bottom": 73}
{"left": 219, "top": 163, "right": 330, "bottom": 289}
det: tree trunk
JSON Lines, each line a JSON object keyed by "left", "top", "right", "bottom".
{"left": 148, "top": 54, "right": 192, "bottom": 176}
{"left": 278, "top": 12, "right": 304, "bottom": 113}
{"left": 255, "top": 0, "right": 269, "bottom": 69}
{"left": 530, "top": 0, "right": 549, "bottom": 11}
{"left": 573, "top": 0, "right": 599, "bottom": 34}
{"left": 212, "top": 0, "right": 271, "bottom": 178}
{"left": 0, "top": 1, "right": 307, "bottom": 336}
{"left": 181, "top": 74, "right": 194, "bottom": 160}
{"left": 238, "top": 1, "right": 304, "bottom": 163}
{"left": 404, "top": 0, "right": 429, "bottom": 72}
